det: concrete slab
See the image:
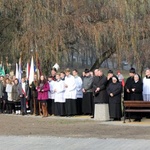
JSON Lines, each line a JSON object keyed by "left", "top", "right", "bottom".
{"left": 0, "top": 136, "right": 150, "bottom": 150}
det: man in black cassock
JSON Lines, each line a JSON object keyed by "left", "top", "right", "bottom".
{"left": 93, "top": 69, "right": 108, "bottom": 104}
{"left": 92, "top": 69, "right": 108, "bottom": 118}
{"left": 124, "top": 68, "right": 136, "bottom": 101}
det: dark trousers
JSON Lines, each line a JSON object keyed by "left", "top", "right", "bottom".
{"left": 29, "top": 98, "right": 33, "bottom": 114}
{"left": 14, "top": 101, "right": 21, "bottom": 113}
{"left": 0, "top": 98, "right": 3, "bottom": 113}
{"left": 76, "top": 98, "right": 82, "bottom": 115}
{"left": 6, "top": 101, "right": 13, "bottom": 114}
{"left": 21, "top": 96, "right": 26, "bottom": 114}
{"left": 47, "top": 99, "right": 55, "bottom": 115}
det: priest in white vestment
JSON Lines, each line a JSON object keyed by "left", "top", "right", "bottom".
{"left": 48, "top": 76, "right": 56, "bottom": 115}
{"left": 54, "top": 73, "right": 66, "bottom": 116}
{"left": 143, "top": 69, "right": 150, "bottom": 101}
{"left": 64, "top": 68, "right": 77, "bottom": 116}
{"left": 72, "top": 69, "right": 83, "bottom": 115}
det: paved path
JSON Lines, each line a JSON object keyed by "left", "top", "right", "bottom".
{"left": 1, "top": 136, "right": 150, "bottom": 150}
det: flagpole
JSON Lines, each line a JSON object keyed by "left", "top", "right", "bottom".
{"left": 18, "top": 51, "right": 22, "bottom": 83}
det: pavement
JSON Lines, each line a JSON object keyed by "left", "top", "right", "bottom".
{"left": 38, "top": 114, "right": 150, "bottom": 127}
{"left": 1, "top": 136, "right": 150, "bottom": 150}
{"left": 1, "top": 115, "right": 150, "bottom": 150}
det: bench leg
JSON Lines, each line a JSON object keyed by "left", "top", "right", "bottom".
{"left": 124, "top": 117, "right": 126, "bottom": 123}
{"left": 123, "top": 111, "right": 126, "bottom": 123}
{"left": 129, "top": 112, "right": 131, "bottom": 122}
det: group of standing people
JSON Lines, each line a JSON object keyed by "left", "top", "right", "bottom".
{"left": 124, "top": 68, "right": 150, "bottom": 121}
{"left": 0, "top": 67, "right": 150, "bottom": 121}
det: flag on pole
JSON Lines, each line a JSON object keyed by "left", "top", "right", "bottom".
{"left": 26, "top": 62, "right": 30, "bottom": 79}
{"left": 1, "top": 66, "right": 5, "bottom": 76}
{"left": 0, "top": 65, "right": 5, "bottom": 76}
{"left": 29, "top": 56, "right": 34, "bottom": 85}
{"left": 18, "top": 57, "right": 22, "bottom": 83}
{"left": 36, "top": 50, "right": 42, "bottom": 79}
{"left": 15, "top": 63, "right": 19, "bottom": 79}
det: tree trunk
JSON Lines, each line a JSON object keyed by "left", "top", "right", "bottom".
{"left": 90, "top": 49, "right": 116, "bottom": 71}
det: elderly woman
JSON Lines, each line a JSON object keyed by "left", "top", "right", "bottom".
{"left": 107, "top": 76, "right": 122, "bottom": 121}
{"left": 130, "top": 74, "right": 143, "bottom": 122}
{"left": 130, "top": 74, "right": 143, "bottom": 100}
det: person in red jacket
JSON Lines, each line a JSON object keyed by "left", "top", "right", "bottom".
{"left": 37, "top": 75, "right": 50, "bottom": 117}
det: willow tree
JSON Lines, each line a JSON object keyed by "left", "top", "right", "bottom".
{"left": 0, "top": 0, "right": 150, "bottom": 74}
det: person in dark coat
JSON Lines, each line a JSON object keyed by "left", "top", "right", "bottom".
{"left": 82, "top": 69, "right": 93, "bottom": 116}
{"left": 107, "top": 76, "right": 122, "bottom": 121}
{"left": 2, "top": 77, "right": 7, "bottom": 113}
{"left": 30, "top": 74, "right": 39, "bottom": 115}
{"left": 124, "top": 68, "right": 136, "bottom": 100}
{"left": 106, "top": 70, "right": 114, "bottom": 87}
{"left": 130, "top": 74, "right": 143, "bottom": 121}
{"left": 19, "top": 77, "right": 29, "bottom": 115}
{"left": 93, "top": 69, "right": 108, "bottom": 104}
{"left": 130, "top": 74, "right": 143, "bottom": 100}
{"left": 0, "top": 76, "right": 4, "bottom": 113}
{"left": 12, "top": 78, "right": 21, "bottom": 113}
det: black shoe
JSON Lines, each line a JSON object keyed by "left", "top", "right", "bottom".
{"left": 134, "top": 119, "right": 141, "bottom": 122}
{"left": 91, "top": 116, "right": 94, "bottom": 119}
{"left": 22, "top": 112, "right": 26, "bottom": 116}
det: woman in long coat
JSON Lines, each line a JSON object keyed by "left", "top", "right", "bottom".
{"left": 12, "top": 78, "right": 21, "bottom": 113}
{"left": 130, "top": 74, "right": 143, "bottom": 121}
{"left": 130, "top": 74, "right": 143, "bottom": 100}
{"left": 6, "top": 78, "right": 13, "bottom": 114}
{"left": 37, "top": 75, "right": 49, "bottom": 117}
{"left": 107, "top": 76, "right": 122, "bottom": 121}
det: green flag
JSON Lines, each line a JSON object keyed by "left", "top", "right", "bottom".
{"left": 2, "top": 66, "right": 5, "bottom": 76}
{"left": 0, "top": 66, "right": 5, "bottom": 76}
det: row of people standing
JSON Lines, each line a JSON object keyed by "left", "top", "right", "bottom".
{"left": 1, "top": 67, "right": 150, "bottom": 121}
{"left": 30, "top": 68, "right": 83, "bottom": 117}
{"left": 0, "top": 67, "right": 123, "bottom": 120}
{"left": 0, "top": 76, "right": 29, "bottom": 115}
{"left": 82, "top": 68, "right": 123, "bottom": 120}
{"left": 124, "top": 68, "right": 150, "bottom": 121}
{"left": 124, "top": 67, "right": 150, "bottom": 102}
{"left": 29, "top": 68, "right": 123, "bottom": 119}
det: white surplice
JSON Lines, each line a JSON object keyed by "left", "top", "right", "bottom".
{"left": 74, "top": 76, "right": 83, "bottom": 98}
{"left": 64, "top": 75, "right": 77, "bottom": 99}
{"left": 48, "top": 80, "right": 55, "bottom": 99}
{"left": 54, "top": 80, "right": 65, "bottom": 103}
{"left": 143, "top": 77, "right": 150, "bottom": 101}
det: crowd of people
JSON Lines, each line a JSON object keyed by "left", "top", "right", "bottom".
{"left": 0, "top": 67, "right": 150, "bottom": 121}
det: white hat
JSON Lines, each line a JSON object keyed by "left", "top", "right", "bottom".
{"left": 53, "top": 63, "right": 60, "bottom": 71}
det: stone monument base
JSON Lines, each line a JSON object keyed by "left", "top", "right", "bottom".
{"left": 94, "top": 104, "right": 110, "bottom": 121}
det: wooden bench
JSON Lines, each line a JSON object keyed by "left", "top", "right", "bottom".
{"left": 123, "top": 101, "right": 150, "bottom": 123}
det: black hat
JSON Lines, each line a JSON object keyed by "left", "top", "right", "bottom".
{"left": 51, "top": 68, "right": 57, "bottom": 72}
{"left": 129, "top": 68, "right": 135, "bottom": 73}
{"left": 108, "top": 70, "right": 113, "bottom": 74}
{"left": 84, "top": 69, "right": 90, "bottom": 74}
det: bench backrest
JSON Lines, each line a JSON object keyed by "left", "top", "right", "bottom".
{"left": 123, "top": 101, "right": 150, "bottom": 107}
